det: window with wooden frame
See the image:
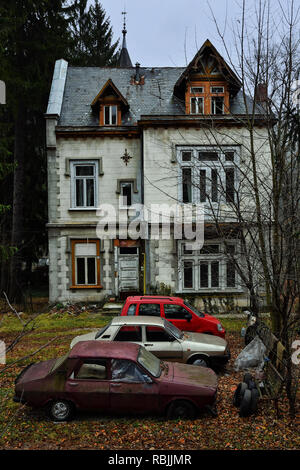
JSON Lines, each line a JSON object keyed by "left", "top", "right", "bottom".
{"left": 71, "top": 240, "right": 101, "bottom": 289}
{"left": 210, "top": 86, "right": 225, "bottom": 114}
{"left": 98, "top": 102, "right": 122, "bottom": 126}
{"left": 189, "top": 86, "right": 204, "bottom": 114}
{"left": 70, "top": 161, "right": 98, "bottom": 209}
{"left": 186, "top": 82, "right": 229, "bottom": 115}
{"left": 103, "top": 104, "right": 118, "bottom": 125}
{"left": 91, "top": 79, "right": 128, "bottom": 127}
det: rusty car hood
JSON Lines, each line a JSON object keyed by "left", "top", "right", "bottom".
{"left": 167, "top": 362, "right": 218, "bottom": 389}
{"left": 16, "top": 359, "right": 56, "bottom": 384}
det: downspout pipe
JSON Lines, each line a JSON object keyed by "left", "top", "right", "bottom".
{"left": 140, "top": 129, "right": 150, "bottom": 294}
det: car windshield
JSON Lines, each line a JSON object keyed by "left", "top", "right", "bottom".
{"left": 95, "top": 323, "right": 111, "bottom": 339}
{"left": 137, "top": 346, "right": 161, "bottom": 378}
{"left": 163, "top": 319, "right": 184, "bottom": 339}
{"left": 50, "top": 352, "right": 69, "bottom": 372}
{"left": 184, "top": 301, "right": 205, "bottom": 318}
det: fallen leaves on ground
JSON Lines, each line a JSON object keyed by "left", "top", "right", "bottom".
{"left": 0, "top": 319, "right": 299, "bottom": 450}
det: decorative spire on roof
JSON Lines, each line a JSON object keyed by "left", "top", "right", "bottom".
{"left": 119, "top": 10, "right": 133, "bottom": 68}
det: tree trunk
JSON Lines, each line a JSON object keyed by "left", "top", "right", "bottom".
{"left": 9, "top": 103, "right": 26, "bottom": 302}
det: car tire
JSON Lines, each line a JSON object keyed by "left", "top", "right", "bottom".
{"left": 48, "top": 400, "right": 74, "bottom": 422}
{"left": 191, "top": 357, "right": 209, "bottom": 367}
{"left": 233, "top": 382, "right": 248, "bottom": 407}
{"left": 249, "top": 388, "right": 259, "bottom": 414}
{"left": 239, "top": 389, "right": 252, "bottom": 417}
{"left": 167, "top": 400, "right": 196, "bottom": 420}
{"left": 248, "top": 379, "right": 257, "bottom": 390}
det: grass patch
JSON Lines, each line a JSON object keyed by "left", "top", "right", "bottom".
{"left": 0, "top": 312, "right": 114, "bottom": 334}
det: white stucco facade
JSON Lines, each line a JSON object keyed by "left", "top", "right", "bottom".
{"left": 45, "top": 44, "right": 271, "bottom": 310}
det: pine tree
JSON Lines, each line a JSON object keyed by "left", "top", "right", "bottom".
{"left": 0, "top": 1, "right": 72, "bottom": 301}
{"left": 70, "top": 0, "right": 120, "bottom": 66}
{"left": 0, "top": 0, "right": 120, "bottom": 301}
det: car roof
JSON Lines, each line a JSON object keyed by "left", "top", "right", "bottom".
{"left": 125, "top": 295, "right": 184, "bottom": 303}
{"left": 111, "top": 316, "right": 166, "bottom": 327}
{"left": 69, "top": 340, "right": 140, "bottom": 361}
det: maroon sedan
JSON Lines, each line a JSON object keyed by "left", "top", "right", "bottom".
{"left": 14, "top": 341, "right": 218, "bottom": 421}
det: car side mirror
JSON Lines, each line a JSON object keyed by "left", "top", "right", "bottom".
{"left": 185, "top": 313, "right": 192, "bottom": 322}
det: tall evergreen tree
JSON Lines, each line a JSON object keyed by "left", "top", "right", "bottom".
{"left": 0, "top": 0, "right": 120, "bottom": 301}
{"left": 0, "top": 1, "right": 73, "bottom": 301}
{"left": 70, "top": 0, "right": 120, "bottom": 66}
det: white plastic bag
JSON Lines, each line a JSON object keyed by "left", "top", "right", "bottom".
{"left": 234, "top": 336, "right": 266, "bottom": 371}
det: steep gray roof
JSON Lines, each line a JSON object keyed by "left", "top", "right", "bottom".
{"left": 58, "top": 66, "right": 264, "bottom": 127}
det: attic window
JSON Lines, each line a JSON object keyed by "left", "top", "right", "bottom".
{"left": 211, "top": 86, "right": 224, "bottom": 93}
{"left": 211, "top": 86, "right": 225, "bottom": 114}
{"left": 104, "top": 105, "right": 118, "bottom": 125}
{"left": 186, "top": 81, "right": 228, "bottom": 115}
{"left": 190, "top": 87, "right": 204, "bottom": 94}
{"left": 211, "top": 96, "right": 224, "bottom": 114}
{"left": 91, "top": 79, "right": 128, "bottom": 127}
{"left": 191, "top": 97, "right": 204, "bottom": 114}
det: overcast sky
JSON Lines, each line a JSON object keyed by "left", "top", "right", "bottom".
{"left": 99, "top": 0, "right": 240, "bottom": 67}
{"left": 97, "top": 0, "right": 296, "bottom": 69}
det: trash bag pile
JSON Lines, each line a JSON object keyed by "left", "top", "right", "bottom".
{"left": 234, "top": 336, "right": 267, "bottom": 371}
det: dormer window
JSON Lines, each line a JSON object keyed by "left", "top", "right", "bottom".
{"left": 211, "top": 86, "right": 225, "bottom": 114}
{"left": 211, "top": 96, "right": 224, "bottom": 114}
{"left": 91, "top": 79, "right": 129, "bottom": 127}
{"left": 175, "top": 40, "right": 243, "bottom": 117}
{"left": 104, "top": 105, "right": 118, "bottom": 125}
{"left": 191, "top": 87, "right": 204, "bottom": 94}
{"left": 189, "top": 86, "right": 204, "bottom": 114}
{"left": 211, "top": 86, "right": 224, "bottom": 93}
{"left": 186, "top": 82, "right": 228, "bottom": 115}
{"left": 191, "top": 96, "right": 204, "bottom": 114}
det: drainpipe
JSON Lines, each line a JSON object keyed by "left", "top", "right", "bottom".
{"left": 140, "top": 129, "right": 150, "bottom": 293}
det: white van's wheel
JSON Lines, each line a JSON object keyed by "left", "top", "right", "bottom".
{"left": 191, "top": 357, "right": 209, "bottom": 367}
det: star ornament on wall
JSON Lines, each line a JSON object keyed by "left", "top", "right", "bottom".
{"left": 121, "top": 149, "right": 132, "bottom": 166}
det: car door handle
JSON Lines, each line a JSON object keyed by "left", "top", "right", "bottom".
{"left": 111, "top": 383, "right": 121, "bottom": 387}
{"left": 69, "top": 382, "right": 78, "bottom": 387}
{"left": 144, "top": 344, "right": 153, "bottom": 347}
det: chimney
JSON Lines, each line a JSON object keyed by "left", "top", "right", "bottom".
{"left": 135, "top": 63, "right": 141, "bottom": 82}
{"left": 130, "top": 62, "right": 145, "bottom": 85}
{"left": 256, "top": 83, "right": 268, "bottom": 104}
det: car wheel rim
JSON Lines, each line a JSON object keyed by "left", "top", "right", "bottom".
{"left": 193, "top": 359, "right": 207, "bottom": 367}
{"left": 52, "top": 402, "right": 68, "bottom": 419}
{"left": 175, "top": 406, "right": 188, "bottom": 418}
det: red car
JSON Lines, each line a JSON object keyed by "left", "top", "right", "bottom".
{"left": 120, "top": 296, "right": 226, "bottom": 338}
{"left": 14, "top": 341, "right": 218, "bottom": 421}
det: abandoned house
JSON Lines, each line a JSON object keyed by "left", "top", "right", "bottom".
{"left": 45, "top": 24, "right": 269, "bottom": 308}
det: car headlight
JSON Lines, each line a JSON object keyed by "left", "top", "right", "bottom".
{"left": 217, "top": 323, "right": 223, "bottom": 332}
